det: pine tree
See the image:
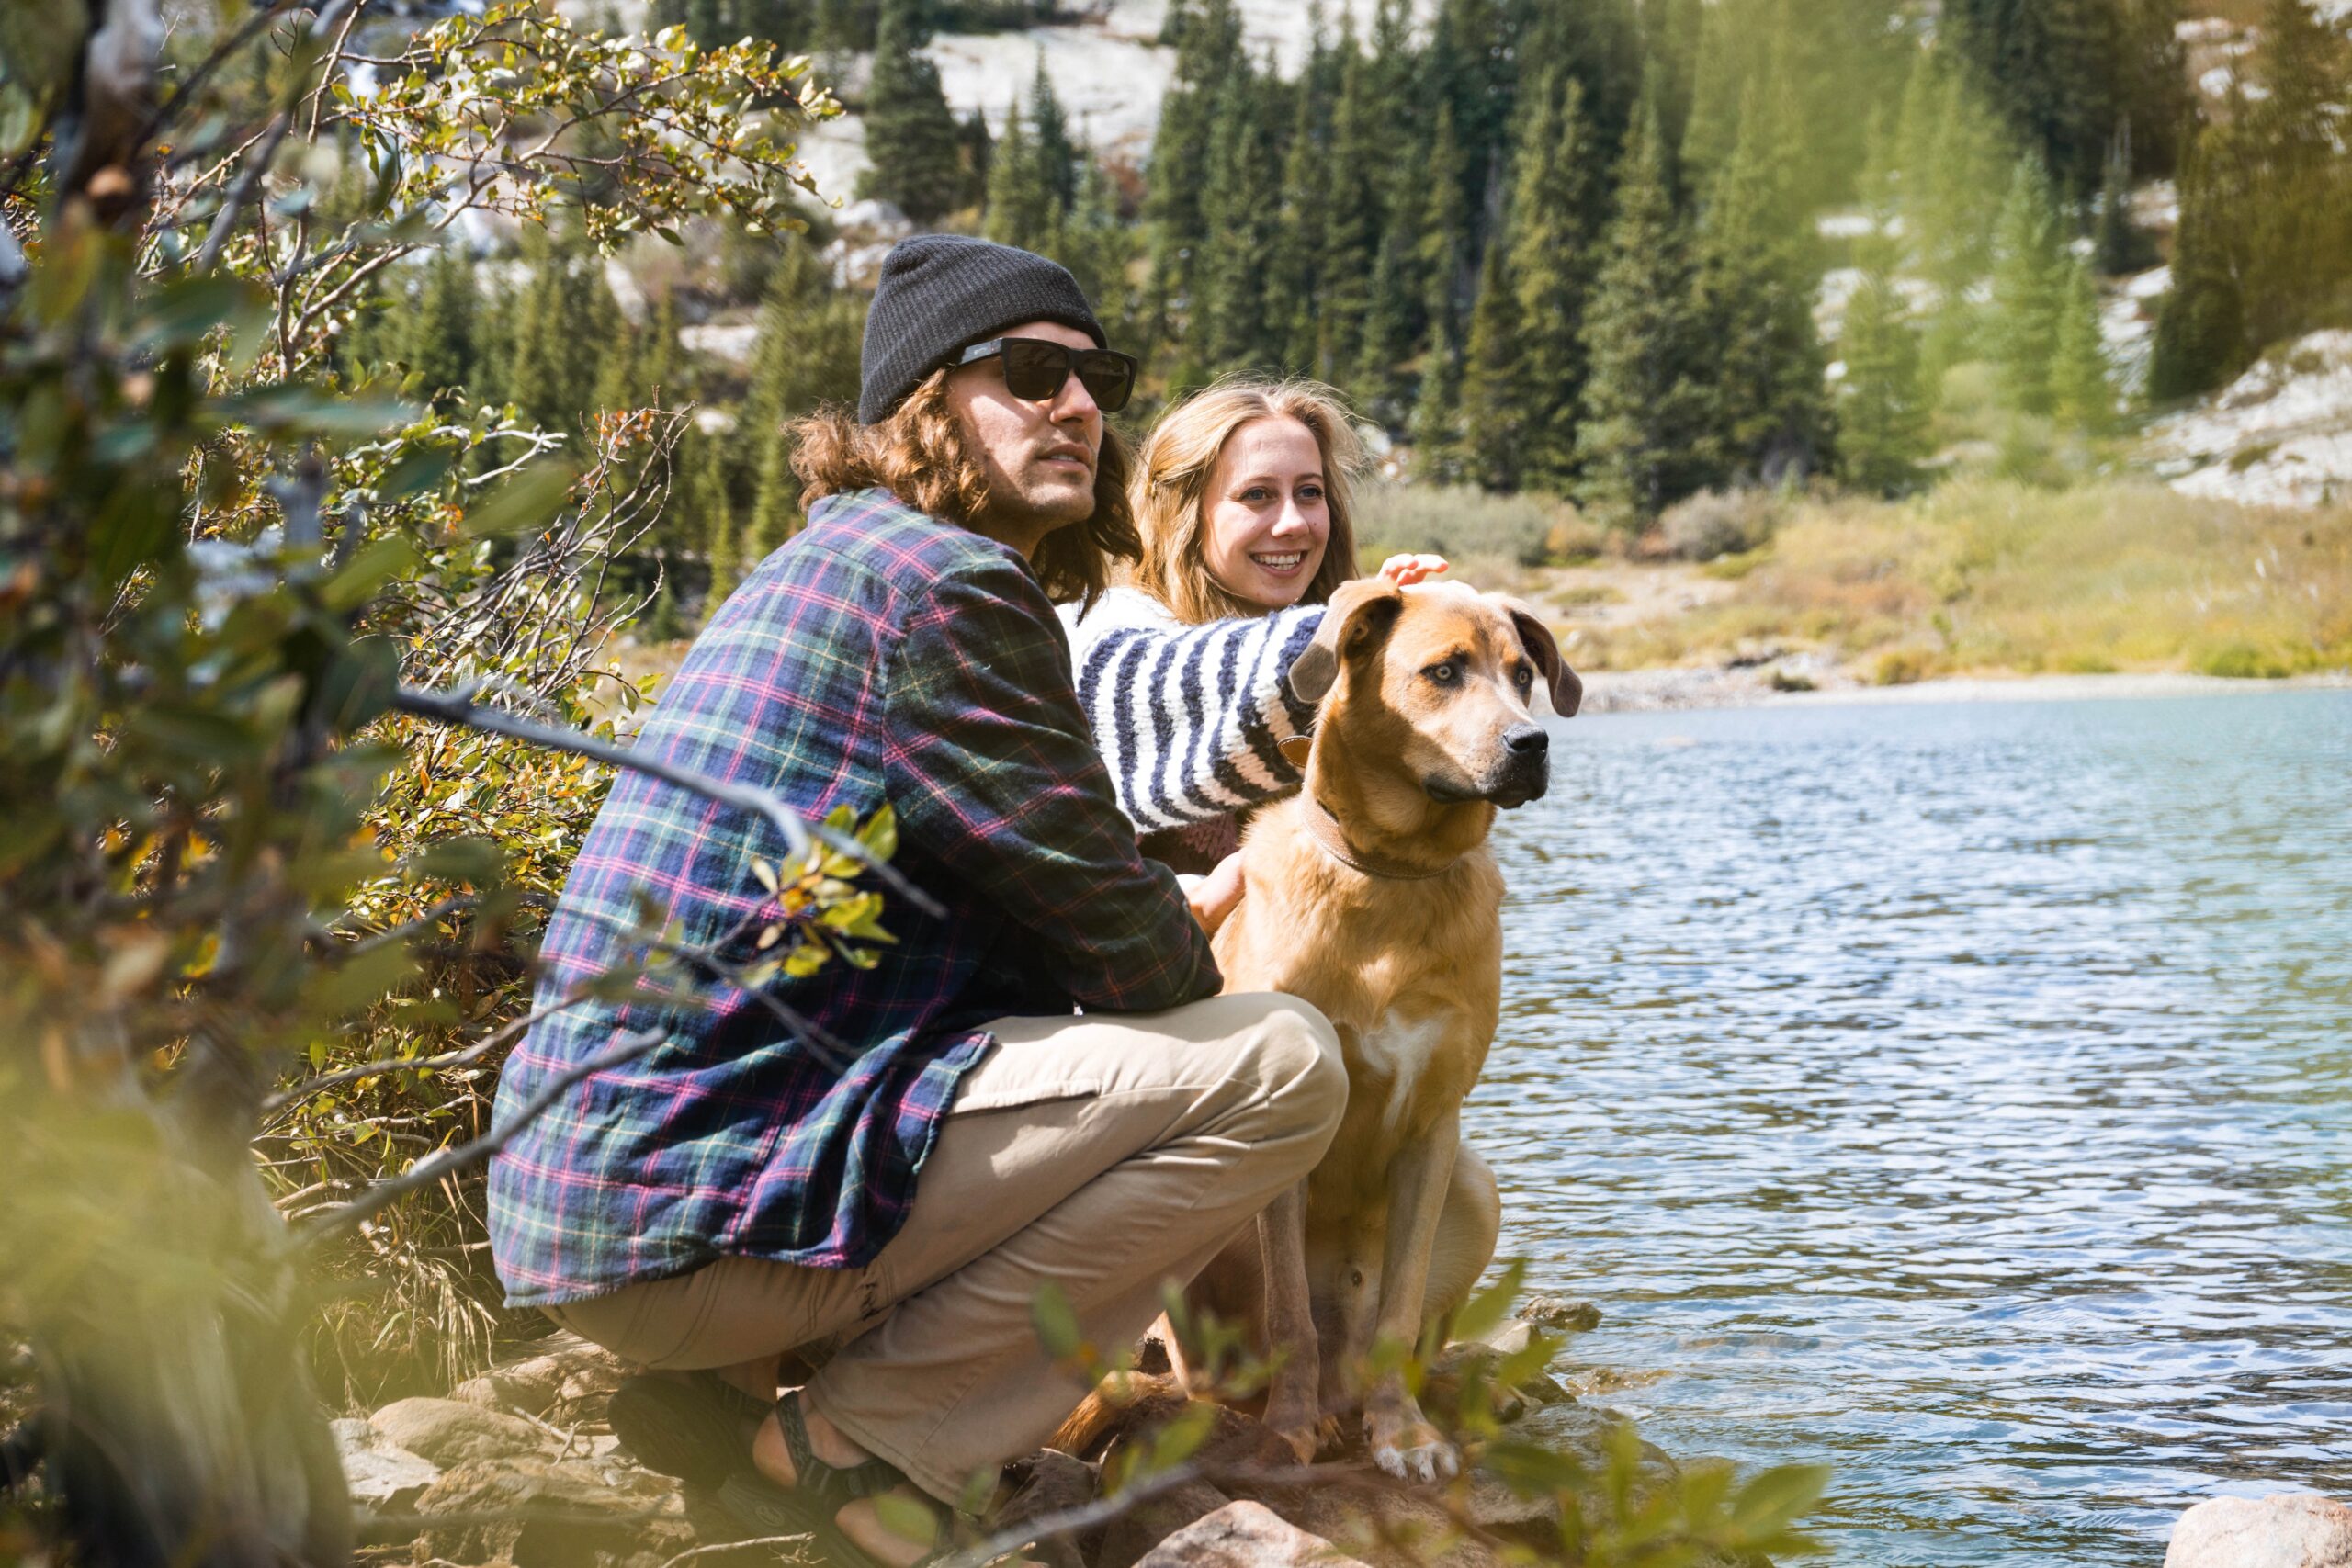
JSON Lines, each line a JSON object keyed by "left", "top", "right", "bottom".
{"left": 1144, "top": 0, "right": 1245, "bottom": 354}
{"left": 588, "top": 284, "right": 638, "bottom": 421}
{"left": 2049, "top": 253, "right": 2112, "bottom": 432}
{"left": 1577, "top": 85, "right": 1705, "bottom": 525}
{"left": 1677, "top": 0, "right": 1751, "bottom": 180}
{"left": 1352, "top": 127, "right": 1428, "bottom": 424}
{"left": 735, "top": 241, "right": 865, "bottom": 543}
{"left": 859, "top": 0, "right": 967, "bottom": 222}
{"left": 1986, "top": 155, "right": 2064, "bottom": 415}
{"left": 1453, "top": 230, "right": 1523, "bottom": 491}
{"left": 640, "top": 289, "right": 685, "bottom": 408}
{"left": 956, "top": 106, "right": 994, "bottom": 209}
{"left": 1505, "top": 67, "right": 1594, "bottom": 495}
{"left": 1193, "top": 63, "right": 1279, "bottom": 378}
{"left": 1416, "top": 105, "right": 1475, "bottom": 366}
{"left": 1025, "top": 51, "right": 1078, "bottom": 216}
{"left": 1050, "top": 160, "right": 1140, "bottom": 347}
{"left": 1838, "top": 111, "right": 1928, "bottom": 493}
{"left": 1409, "top": 319, "right": 1464, "bottom": 483}
{"left": 2092, "top": 133, "right": 2151, "bottom": 276}
{"left": 1688, "top": 76, "right": 1830, "bottom": 485}
{"left": 983, "top": 101, "right": 1052, "bottom": 248}
{"left": 2149, "top": 121, "right": 2247, "bottom": 401}
{"left": 1265, "top": 73, "right": 1330, "bottom": 374}
{"left": 405, "top": 248, "right": 478, "bottom": 409}
{"left": 1317, "top": 13, "right": 1382, "bottom": 383}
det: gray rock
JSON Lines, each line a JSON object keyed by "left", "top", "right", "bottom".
{"left": 2167, "top": 1495, "right": 2352, "bottom": 1568}
{"left": 370, "top": 1395, "right": 552, "bottom": 1467}
{"left": 1133, "top": 1501, "right": 1371, "bottom": 1568}
{"left": 410, "top": 1454, "right": 694, "bottom": 1568}
{"left": 458, "top": 1331, "right": 633, "bottom": 1419}
{"left": 1458, "top": 1470, "right": 1558, "bottom": 1531}
{"left": 1521, "top": 1296, "right": 1604, "bottom": 1334}
{"left": 330, "top": 1416, "right": 441, "bottom": 1510}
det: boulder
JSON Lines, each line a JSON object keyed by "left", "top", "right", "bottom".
{"left": 1133, "top": 1500, "right": 1371, "bottom": 1568}
{"left": 370, "top": 1396, "right": 552, "bottom": 1467}
{"left": 2167, "top": 1495, "right": 2352, "bottom": 1568}
{"left": 1521, "top": 1296, "right": 1603, "bottom": 1334}
{"left": 1096, "top": 1480, "right": 1237, "bottom": 1568}
{"left": 409, "top": 1453, "right": 695, "bottom": 1568}
{"left": 1268, "top": 1482, "right": 1503, "bottom": 1568}
{"left": 330, "top": 1417, "right": 440, "bottom": 1510}
{"left": 994, "top": 1449, "right": 1102, "bottom": 1568}
{"left": 458, "top": 1331, "right": 633, "bottom": 1420}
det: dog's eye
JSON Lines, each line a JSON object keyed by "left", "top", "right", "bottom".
{"left": 1425, "top": 662, "right": 1461, "bottom": 685}
{"left": 1514, "top": 664, "right": 1534, "bottom": 691}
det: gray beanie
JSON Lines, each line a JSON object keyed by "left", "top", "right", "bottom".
{"left": 857, "top": 234, "right": 1106, "bottom": 425}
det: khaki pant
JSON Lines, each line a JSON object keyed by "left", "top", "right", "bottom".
{"left": 548, "top": 993, "right": 1345, "bottom": 1501}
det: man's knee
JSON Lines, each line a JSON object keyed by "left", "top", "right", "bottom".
{"left": 1238, "top": 994, "right": 1346, "bottom": 1148}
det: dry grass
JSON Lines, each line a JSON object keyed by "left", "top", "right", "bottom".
{"left": 1558, "top": 480, "right": 2352, "bottom": 678}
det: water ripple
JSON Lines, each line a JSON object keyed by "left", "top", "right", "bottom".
{"left": 1471, "top": 690, "right": 2352, "bottom": 1566}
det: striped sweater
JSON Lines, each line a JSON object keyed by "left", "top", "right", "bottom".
{"left": 1061, "top": 586, "right": 1325, "bottom": 834}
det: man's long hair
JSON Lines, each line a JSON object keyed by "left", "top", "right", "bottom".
{"left": 791, "top": 370, "right": 1139, "bottom": 610}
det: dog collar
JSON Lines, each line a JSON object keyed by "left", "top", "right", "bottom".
{"left": 1296, "top": 790, "right": 1463, "bottom": 882}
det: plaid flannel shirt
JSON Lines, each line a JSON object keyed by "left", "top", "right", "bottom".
{"left": 489, "top": 489, "right": 1220, "bottom": 1308}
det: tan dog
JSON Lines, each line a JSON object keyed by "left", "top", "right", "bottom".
{"left": 1188, "top": 576, "right": 1579, "bottom": 1480}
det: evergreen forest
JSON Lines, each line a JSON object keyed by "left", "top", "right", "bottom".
{"left": 343, "top": 0, "right": 2352, "bottom": 613}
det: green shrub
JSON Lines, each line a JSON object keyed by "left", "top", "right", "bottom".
{"left": 2195, "top": 641, "right": 2290, "bottom": 678}
{"left": 1659, "top": 488, "right": 1783, "bottom": 561}
{"left": 1353, "top": 482, "right": 1570, "bottom": 573}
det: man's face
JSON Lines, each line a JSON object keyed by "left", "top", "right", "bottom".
{"left": 943, "top": 319, "right": 1104, "bottom": 544}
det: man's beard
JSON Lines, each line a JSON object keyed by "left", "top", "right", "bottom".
{"left": 983, "top": 454, "right": 1097, "bottom": 534}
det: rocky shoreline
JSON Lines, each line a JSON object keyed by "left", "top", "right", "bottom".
{"left": 336, "top": 1297, "right": 1708, "bottom": 1568}
{"left": 1580, "top": 663, "right": 2352, "bottom": 714}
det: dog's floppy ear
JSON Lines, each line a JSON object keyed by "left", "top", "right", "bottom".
{"left": 1287, "top": 577, "right": 1406, "bottom": 705}
{"left": 1502, "top": 599, "right": 1582, "bottom": 718}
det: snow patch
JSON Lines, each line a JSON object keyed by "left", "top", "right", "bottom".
{"left": 2146, "top": 330, "right": 2352, "bottom": 509}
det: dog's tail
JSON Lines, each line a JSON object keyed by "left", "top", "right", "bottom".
{"left": 1049, "top": 1371, "right": 1185, "bottom": 1457}
{"left": 1049, "top": 1312, "right": 1193, "bottom": 1458}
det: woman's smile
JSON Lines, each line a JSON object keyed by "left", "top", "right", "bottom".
{"left": 1204, "top": 415, "right": 1332, "bottom": 611}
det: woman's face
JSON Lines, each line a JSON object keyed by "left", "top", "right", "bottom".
{"left": 1200, "top": 416, "right": 1330, "bottom": 612}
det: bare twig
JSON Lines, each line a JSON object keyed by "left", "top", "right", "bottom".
{"left": 297, "top": 1025, "right": 665, "bottom": 1244}
{"left": 261, "top": 987, "right": 592, "bottom": 1118}
{"left": 390, "top": 685, "right": 942, "bottom": 917}
{"left": 193, "top": 109, "right": 290, "bottom": 272}
{"left": 655, "top": 1534, "right": 817, "bottom": 1568}
{"left": 935, "top": 1460, "right": 1372, "bottom": 1568}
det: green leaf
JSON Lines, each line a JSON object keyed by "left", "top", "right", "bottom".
{"left": 409, "top": 837, "right": 505, "bottom": 886}
{"left": 322, "top": 536, "right": 419, "bottom": 613}
{"left": 1030, "top": 1280, "right": 1081, "bottom": 1360}
{"left": 458, "top": 460, "right": 576, "bottom": 540}
{"left": 379, "top": 444, "right": 455, "bottom": 502}
{"left": 1452, "top": 1257, "right": 1527, "bottom": 1348}
{"left": 135, "top": 276, "right": 269, "bottom": 353}
{"left": 856, "top": 803, "right": 898, "bottom": 863}
{"left": 867, "top": 1492, "right": 939, "bottom": 1551}
{"left": 1725, "top": 1463, "right": 1829, "bottom": 1539}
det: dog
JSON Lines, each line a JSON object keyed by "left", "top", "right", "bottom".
{"left": 1187, "top": 575, "right": 1581, "bottom": 1481}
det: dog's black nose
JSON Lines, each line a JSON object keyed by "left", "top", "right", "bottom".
{"left": 1504, "top": 723, "right": 1548, "bottom": 757}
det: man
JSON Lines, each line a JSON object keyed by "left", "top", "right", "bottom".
{"left": 487, "top": 236, "right": 1343, "bottom": 1566}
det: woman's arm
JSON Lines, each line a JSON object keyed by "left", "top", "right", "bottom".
{"left": 1068, "top": 559, "right": 1452, "bottom": 834}
{"left": 1069, "top": 590, "right": 1324, "bottom": 834}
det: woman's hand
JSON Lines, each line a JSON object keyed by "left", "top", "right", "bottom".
{"left": 1183, "top": 852, "right": 1247, "bottom": 939}
{"left": 1377, "top": 553, "right": 1451, "bottom": 588}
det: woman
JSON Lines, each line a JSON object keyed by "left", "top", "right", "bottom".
{"left": 1066, "top": 379, "right": 1500, "bottom": 1387}
{"left": 1065, "top": 378, "right": 1443, "bottom": 873}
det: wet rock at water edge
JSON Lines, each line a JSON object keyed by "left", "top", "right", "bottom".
{"left": 1131, "top": 1501, "right": 1371, "bottom": 1568}
{"left": 1520, "top": 1296, "right": 1604, "bottom": 1334}
{"left": 2166, "top": 1494, "right": 2352, "bottom": 1568}
{"left": 370, "top": 1395, "right": 555, "bottom": 1467}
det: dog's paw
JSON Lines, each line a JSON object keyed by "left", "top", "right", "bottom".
{"left": 1263, "top": 1387, "right": 1331, "bottom": 1465}
{"left": 1367, "top": 1411, "right": 1459, "bottom": 1485}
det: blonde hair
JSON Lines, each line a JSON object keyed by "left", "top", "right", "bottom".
{"left": 1127, "top": 378, "right": 1365, "bottom": 624}
{"left": 791, "top": 370, "right": 1139, "bottom": 611}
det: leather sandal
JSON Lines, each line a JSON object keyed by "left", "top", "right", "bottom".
{"left": 715, "top": 1388, "right": 948, "bottom": 1568}
{"left": 607, "top": 1371, "right": 773, "bottom": 1487}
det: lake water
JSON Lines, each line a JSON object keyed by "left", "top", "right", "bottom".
{"left": 1471, "top": 690, "right": 2352, "bottom": 1565}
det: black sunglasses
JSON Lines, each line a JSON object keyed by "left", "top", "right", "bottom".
{"left": 952, "top": 336, "right": 1139, "bottom": 413}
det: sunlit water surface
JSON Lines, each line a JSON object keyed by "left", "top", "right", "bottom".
{"left": 1471, "top": 690, "right": 2352, "bottom": 1565}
